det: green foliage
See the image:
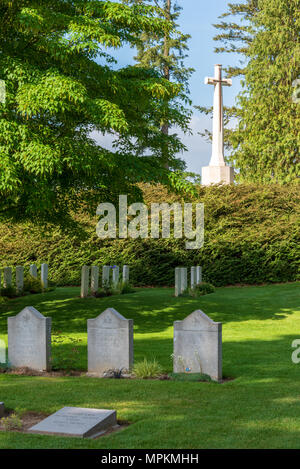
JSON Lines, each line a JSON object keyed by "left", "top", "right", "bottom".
{"left": 231, "top": 0, "right": 300, "bottom": 183}
{"left": 133, "top": 358, "right": 163, "bottom": 378}
{"left": 0, "top": 414, "right": 22, "bottom": 431}
{"left": 0, "top": 286, "right": 17, "bottom": 299}
{"left": 190, "top": 282, "right": 216, "bottom": 297}
{"left": 0, "top": 183, "right": 299, "bottom": 287}
{"left": 23, "top": 275, "right": 43, "bottom": 294}
{"left": 197, "top": 0, "right": 300, "bottom": 183}
{"left": 0, "top": 0, "right": 192, "bottom": 225}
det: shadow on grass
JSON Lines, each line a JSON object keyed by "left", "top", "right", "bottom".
{"left": 1, "top": 283, "right": 299, "bottom": 336}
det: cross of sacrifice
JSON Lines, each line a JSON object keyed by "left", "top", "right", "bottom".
{"left": 205, "top": 64, "right": 232, "bottom": 167}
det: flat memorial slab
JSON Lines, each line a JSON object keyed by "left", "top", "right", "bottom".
{"left": 28, "top": 407, "right": 117, "bottom": 438}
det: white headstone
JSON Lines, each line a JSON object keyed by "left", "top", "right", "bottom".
{"left": 3, "top": 267, "right": 12, "bottom": 288}
{"left": 202, "top": 64, "right": 234, "bottom": 186}
{"left": 191, "top": 267, "right": 197, "bottom": 290}
{"left": 122, "top": 265, "right": 129, "bottom": 284}
{"left": 196, "top": 266, "right": 202, "bottom": 284}
{"left": 173, "top": 310, "right": 222, "bottom": 382}
{"left": 180, "top": 268, "right": 187, "bottom": 293}
{"left": 88, "top": 308, "right": 133, "bottom": 374}
{"left": 8, "top": 307, "right": 51, "bottom": 371}
{"left": 102, "top": 266, "right": 110, "bottom": 288}
{"left": 112, "top": 266, "right": 119, "bottom": 287}
{"left": 41, "top": 263, "right": 48, "bottom": 289}
{"left": 29, "top": 407, "right": 117, "bottom": 438}
{"left": 29, "top": 264, "right": 38, "bottom": 278}
{"left": 91, "top": 266, "right": 99, "bottom": 294}
{"left": 15, "top": 266, "right": 24, "bottom": 294}
{"left": 175, "top": 268, "right": 182, "bottom": 297}
{"left": 81, "top": 265, "right": 90, "bottom": 298}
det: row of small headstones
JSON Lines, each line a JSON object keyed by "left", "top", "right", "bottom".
{"left": 6, "top": 305, "right": 222, "bottom": 382}
{"left": 175, "top": 266, "right": 202, "bottom": 297}
{"left": 81, "top": 265, "right": 129, "bottom": 298}
{"left": 0, "top": 264, "right": 48, "bottom": 293}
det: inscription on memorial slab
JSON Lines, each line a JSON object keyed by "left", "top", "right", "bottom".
{"left": 88, "top": 308, "right": 133, "bottom": 374}
{"left": 29, "top": 407, "right": 117, "bottom": 438}
{"left": 173, "top": 310, "right": 222, "bottom": 382}
{"left": 8, "top": 307, "right": 51, "bottom": 371}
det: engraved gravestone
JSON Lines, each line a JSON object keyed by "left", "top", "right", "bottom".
{"left": 91, "top": 266, "right": 99, "bottom": 294}
{"left": 29, "top": 407, "right": 117, "bottom": 438}
{"left": 3, "top": 267, "right": 12, "bottom": 288}
{"left": 123, "top": 265, "right": 129, "bottom": 284}
{"left": 15, "top": 266, "right": 24, "bottom": 294}
{"left": 112, "top": 266, "right": 119, "bottom": 286}
{"left": 29, "top": 264, "right": 38, "bottom": 278}
{"left": 81, "top": 265, "right": 90, "bottom": 298}
{"left": 41, "top": 263, "right": 48, "bottom": 289}
{"left": 88, "top": 308, "right": 133, "bottom": 374}
{"left": 173, "top": 310, "right": 222, "bottom": 382}
{"left": 8, "top": 307, "right": 51, "bottom": 371}
{"left": 102, "top": 265, "right": 110, "bottom": 287}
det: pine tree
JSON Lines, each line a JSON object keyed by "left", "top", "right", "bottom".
{"left": 122, "top": 0, "right": 194, "bottom": 167}
{"left": 197, "top": 0, "right": 300, "bottom": 184}
{"left": 232, "top": 0, "right": 300, "bottom": 183}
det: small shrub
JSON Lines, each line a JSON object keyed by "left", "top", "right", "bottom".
{"left": 190, "top": 282, "right": 215, "bottom": 297}
{"left": 0, "top": 286, "right": 17, "bottom": 298}
{"left": 1, "top": 413, "right": 23, "bottom": 431}
{"left": 119, "top": 282, "right": 135, "bottom": 295}
{"left": 95, "top": 286, "right": 113, "bottom": 297}
{"left": 133, "top": 358, "right": 163, "bottom": 379}
{"left": 23, "top": 275, "right": 43, "bottom": 294}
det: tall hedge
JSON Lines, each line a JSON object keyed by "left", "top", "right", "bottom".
{"left": 0, "top": 184, "right": 299, "bottom": 287}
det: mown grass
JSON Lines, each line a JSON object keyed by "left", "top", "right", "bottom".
{"left": 0, "top": 282, "right": 299, "bottom": 449}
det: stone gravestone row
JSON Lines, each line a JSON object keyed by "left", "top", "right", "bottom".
{"left": 175, "top": 266, "right": 202, "bottom": 297}
{"left": 6, "top": 306, "right": 221, "bottom": 381}
{"left": 0, "top": 264, "right": 49, "bottom": 293}
{"left": 81, "top": 265, "right": 130, "bottom": 298}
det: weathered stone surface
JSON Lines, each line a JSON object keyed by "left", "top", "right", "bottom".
{"left": 175, "top": 267, "right": 182, "bottom": 297}
{"left": 29, "top": 407, "right": 117, "bottom": 438}
{"left": 88, "top": 308, "right": 133, "bottom": 374}
{"left": 29, "top": 264, "right": 38, "bottom": 278}
{"left": 8, "top": 306, "right": 51, "bottom": 371}
{"left": 173, "top": 310, "right": 222, "bottom": 382}
{"left": 112, "top": 266, "right": 119, "bottom": 286}
{"left": 196, "top": 266, "right": 202, "bottom": 284}
{"left": 202, "top": 165, "right": 234, "bottom": 186}
{"left": 122, "top": 265, "right": 129, "bottom": 284}
{"left": 81, "top": 265, "right": 90, "bottom": 298}
{"left": 191, "top": 267, "right": 197, "bottom": 290}
{"left": 0, "top": 402, "right": 4, "bottom": 418}
{"left": 41, "top": 263, "right": 48, "bottom": 289}
{"left": 91, "top": 266, "right": 99, "bottom": 294}
{"left": 15, "top": 266, "right": 24, "bottom": 294}
{"left": 102, "top": 266, "right": 110, "bottom": 287}
{"left": 180, "top": 268, "right": 187, "bottom": 293}
{"left": 3, "top": 267, "right": 12, "bottom": 288}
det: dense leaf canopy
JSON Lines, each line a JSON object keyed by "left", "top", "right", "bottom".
{"left": 0, "top": 0, "right": 192, "bottom": 224}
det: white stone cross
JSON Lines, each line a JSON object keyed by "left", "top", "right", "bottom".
{"left": 205, "top": 64, "right": 232, "bottom": 166}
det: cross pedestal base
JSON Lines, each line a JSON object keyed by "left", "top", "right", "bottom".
{"left": 201, "top": 165, "right": 234, "bottom": 186}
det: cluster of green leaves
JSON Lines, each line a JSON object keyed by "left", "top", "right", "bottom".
{"left": 0, "top": 182, "right": 299, "bottom": 287}
{"left": 0, "top": 0, "right": 192, "bottom": 225}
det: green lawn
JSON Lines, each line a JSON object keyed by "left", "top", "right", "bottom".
{"left": 0, "top": 283, "right": 300, "bottom": 449}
